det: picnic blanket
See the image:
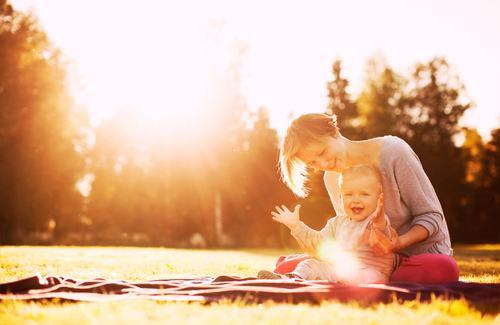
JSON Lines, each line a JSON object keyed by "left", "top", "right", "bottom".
{"left": 1, "top": 275, "right": 499, "bottom": 304}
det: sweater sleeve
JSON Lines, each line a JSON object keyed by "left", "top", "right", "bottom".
{"left": 323, "top": 171, "right": 345, "bottom": 217}
{"left": 393, "top": 141, "right": 444, "bottom": 237}
{"left": 289, "top": 218, "right": 337, "bottom": 257}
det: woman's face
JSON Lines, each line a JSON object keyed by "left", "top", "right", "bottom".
{"left": 296, "top": 137, "right": 347, "bottom": 172}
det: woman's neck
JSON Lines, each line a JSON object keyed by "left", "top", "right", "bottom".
{"left": 344, "top": 136, "right": 384, "bottom": 168}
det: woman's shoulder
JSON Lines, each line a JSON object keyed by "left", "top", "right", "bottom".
{"left": 382, "top": 135, "right": 416, "bottom": 158}
{"left": 383, "top": 135, "right": 408, "bottom": 148}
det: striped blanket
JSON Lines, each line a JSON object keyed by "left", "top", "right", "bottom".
{"left": 1, "top": 275, "right": 498, "bottom": 303}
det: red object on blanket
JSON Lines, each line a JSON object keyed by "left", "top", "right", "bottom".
{"left": 273, "top": 254, "right": 311, "bottom": 274}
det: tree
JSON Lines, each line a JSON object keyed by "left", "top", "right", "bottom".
{"left": 85, "top": 113, "right": 156, "bottom": 244}
{"left": 402, "top": 57, "right": 471, "bottom": 144}
{"left": 0, "top": 1, "right": 88, "bottom": 243}
{"left": 479, "top": 128, "right": 500, "bottom": 241}
{"left": 326, "top": 60, "right": 361, "bottom": 139}
{"left": 223, "top": 107, "right": 295, "bottom": 246}
{"left": 85, "top": 33, "right": 251, "bottom": 247}
{"left": 401, "top": 57, "right": 472, "bottom": 236}
{"left": 357, "top": 55, "right": 406, "bottom": 138}
{"left": 460, "top": 128, "right": 500, "bottom": 242}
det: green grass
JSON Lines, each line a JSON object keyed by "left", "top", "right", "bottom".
{"left": 0, "top": 245, "right": 499, "bottom": 324}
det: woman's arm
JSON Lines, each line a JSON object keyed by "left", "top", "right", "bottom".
{"left": 394, "top": 141, "right": 445, "bottom": 241}
{"left": 396, "top": 224, "right": 429, "bottom": 250}
{"left": 368, "top": 193, "right": 428, "bottom": 255}
{"left": 369, "top": 224, "right": 428, "bottom": 256}
{"left": 370, "top": 139, "right": 446, "bottom": 255}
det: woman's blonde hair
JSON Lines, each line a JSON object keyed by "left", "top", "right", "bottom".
{"left": 279, "top": 113, "right": 340, "bottom": 197}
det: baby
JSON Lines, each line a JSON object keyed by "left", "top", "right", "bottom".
{"left": 259, "top": 165, "right": 395, "bottom": 284}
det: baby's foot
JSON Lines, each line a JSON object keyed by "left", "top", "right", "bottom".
{"left": 257, "top": 270, "right": 301, "bottom": 280}
{"left": 257, "top": 270, "right": 287, "bottom": 279}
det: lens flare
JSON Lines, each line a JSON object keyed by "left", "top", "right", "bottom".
{"left": 317, "top": 238, "right": 361, "bottom": 283}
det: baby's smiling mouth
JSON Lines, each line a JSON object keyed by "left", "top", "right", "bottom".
{"left": 351, "top": 207, "right": 364, "bottom": 214}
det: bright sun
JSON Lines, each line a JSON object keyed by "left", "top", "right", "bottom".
{"left": 12, "top": 0, "right": 500, "bottom": 140}
{"left": 13, "top": 1, "right": 238, "bottom": 136}
{"left": 74, "top": 14, "right": 230, "bottom": 132}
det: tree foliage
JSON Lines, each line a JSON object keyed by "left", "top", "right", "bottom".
{"left": 0, "top": 0, "right": 88, "bottom": 243}
{"left": 326, "top": 60, "right": 361, "bottom": 139}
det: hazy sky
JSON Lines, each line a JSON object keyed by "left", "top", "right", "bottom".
{"left": 11, "top": 0, "right": 500, "bottom": 139}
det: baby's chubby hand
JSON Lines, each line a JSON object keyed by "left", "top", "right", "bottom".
{"left": 371, "top": 193, "right": 385, "bottom": 227}
{"left": 271, "top": 204, "right": 301, "bottom": 229}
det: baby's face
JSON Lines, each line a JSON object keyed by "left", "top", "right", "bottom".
{"left": 341, "top": 175, "right": 381, "bottom": 222}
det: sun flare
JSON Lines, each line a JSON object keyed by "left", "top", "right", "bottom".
{"left": 75, "top": 17, "right": 232, "bottom": 138}
{"left": 318, "top": 238, "right": 362, "bottom": 282}
{"left": 11, "top": 0, "right": 500, "bottom": 140}
{"left": 11, "top": 1, "right": 242, "bottom": 141}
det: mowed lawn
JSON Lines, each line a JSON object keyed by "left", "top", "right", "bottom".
{"left": 0, "top": 245, "right": 498, "bottom": 324}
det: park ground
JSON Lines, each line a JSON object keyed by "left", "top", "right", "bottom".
{"left": 0, "top": 244, "right": 498, "bottom": 324}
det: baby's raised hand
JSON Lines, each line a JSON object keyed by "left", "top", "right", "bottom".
{"left": 371, "top": 193, "right": 385, "bottom": 228}
{"left": 271, "top": 204, "right": 301, "bottom": 229}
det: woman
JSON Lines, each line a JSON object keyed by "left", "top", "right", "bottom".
{"left": 277, "top": 113, "right": 459, "bottom": 283}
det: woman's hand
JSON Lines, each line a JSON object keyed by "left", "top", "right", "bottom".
{"left": 271, "top": 204, "right": 301, "bottom": 229}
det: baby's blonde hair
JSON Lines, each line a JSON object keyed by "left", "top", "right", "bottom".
{"left": 279, "top": 113, "right": 340, "bottom": 197}
{"left": 339, "top": 165, "right": 382, "bottom": 192}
